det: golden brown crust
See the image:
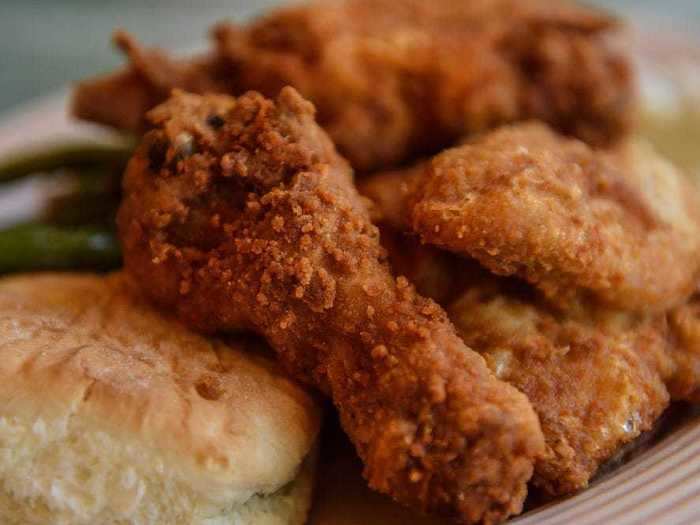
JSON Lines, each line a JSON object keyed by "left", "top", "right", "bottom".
{"left": 412, "top": 123, "right": 700, "bottom": 312}
{"left": 447, "top": 280, "right": 672, "bottom": 495}
{"left": 118, "top": 88, "right": 545, "bottom": 524}
{"left": 73, "top": 0, "right": 633, "bottom": 172}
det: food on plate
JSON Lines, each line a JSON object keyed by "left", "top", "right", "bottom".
{"left": 4, "top": 1, "right": 700, "bottom": 523}
{"left": 362, "top": 151, "right": 695, "bottom": 496}
{"left": 0, "top": 273, "right": 320, "bottom": 525}
{"left": 214, "top": 0, "right": 634, "bottom": 171}
{"left": 448, "top": 280, "right": 672, "bottom": 495}
{"left": 361, "top": 188, "right": 676, "bottom": 495}
{"left": 411, "top": 123, "right": 700, "bottom": 312}
{"left": 117, "top": 88, "right": 545, "bottom": 524}
{"left": 73, "top": 0, "right": 634, "bottom": 171}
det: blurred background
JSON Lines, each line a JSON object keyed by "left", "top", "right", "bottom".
{"left": 1, "top": 0, "right": 698, "bottom": 114}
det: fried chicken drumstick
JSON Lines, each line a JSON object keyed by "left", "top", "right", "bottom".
{"left": 73, "top": 0, "right": 633, "bottom": 171}
{"left": 117, "top": 88, "right": 544, "bottom": 524}
{"left": 411, "top": 124, "right": 700, "bottom": 312}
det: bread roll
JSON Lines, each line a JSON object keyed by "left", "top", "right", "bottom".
{"left": 0, "top": 273, "right": 320, "bottom": 525}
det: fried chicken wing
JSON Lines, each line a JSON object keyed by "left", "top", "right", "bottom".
{"left": 448, "top": 281, "right": 671, "bottom": 495}
{"left": 117, "top": 88, "right": 544, "bottom": 524}
{"left": 73, "top": 0, "right": 633, "bottom": 171}
{"left": 412, "top": 123, "right": 700, "bottom": 312}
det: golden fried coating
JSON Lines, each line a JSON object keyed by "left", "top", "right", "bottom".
{"left": 448, "top": 281, "right": 672, "bottom": 495}
{"left": 667, "top": 292, "right": 700, "bottom": 402}
{"left": 73, "top": 0, "right": 634, "bottom": 172}
{"left": 117, "top": 89, "right": 545, "bottom": 524}
{"left": 412, "top": 123, "right": 700, "bottom": 312}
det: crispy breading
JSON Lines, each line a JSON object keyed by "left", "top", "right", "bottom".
{"left": 448, "top": 280, "right": 672, "bottom": 495}
{"left": 365, "top": 210, "right": 674, "bottom": 496}
{"left": 72, "top": 0, "right": 634, "bottom": 172}
{"left": 117, "top": 89, "right": 544, "bottom": 524}
{"left": 411, "top": 123, "right": 700, "bottom": 312}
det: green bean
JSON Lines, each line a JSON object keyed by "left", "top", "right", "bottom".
{"left": 39, "top": 165, "right": 123, "bottom": 227}
{"left": 0, "top": 223, "right": 121, "bottom": 273}
{"left": 42, "top": 193, "right": 121, "bottom": 228}
{"left": 71, "top": 165, "right": 124, "bottom": 194}
{"left": 0, "top": 141, "right": 133, "bottom": 184}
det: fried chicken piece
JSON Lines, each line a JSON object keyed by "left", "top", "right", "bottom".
{"left": 412, "top": 123, "right": 700, "bottom": 312}
{"left": 72, "top": 0, "right": 634, "bottom": 172}
{"left": 365, "top": 213, "right": 674, "bottom": 495}
{"left": 214, "top": 0, "right": 633, "bottom": 171}
{"left": 72, "top": 31, "right": 234, "bottom": 132}
{"left": 667, "top": 292, "right": 700, "bottom": 402}
{"left": 362, "top": 163, "right": 676, "bottom": 495}
{"left": 447, "top": 280, "right": 672, "bottom": 495}
{"left": 117, "top": 88, "right": 544, "bottom": 524}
